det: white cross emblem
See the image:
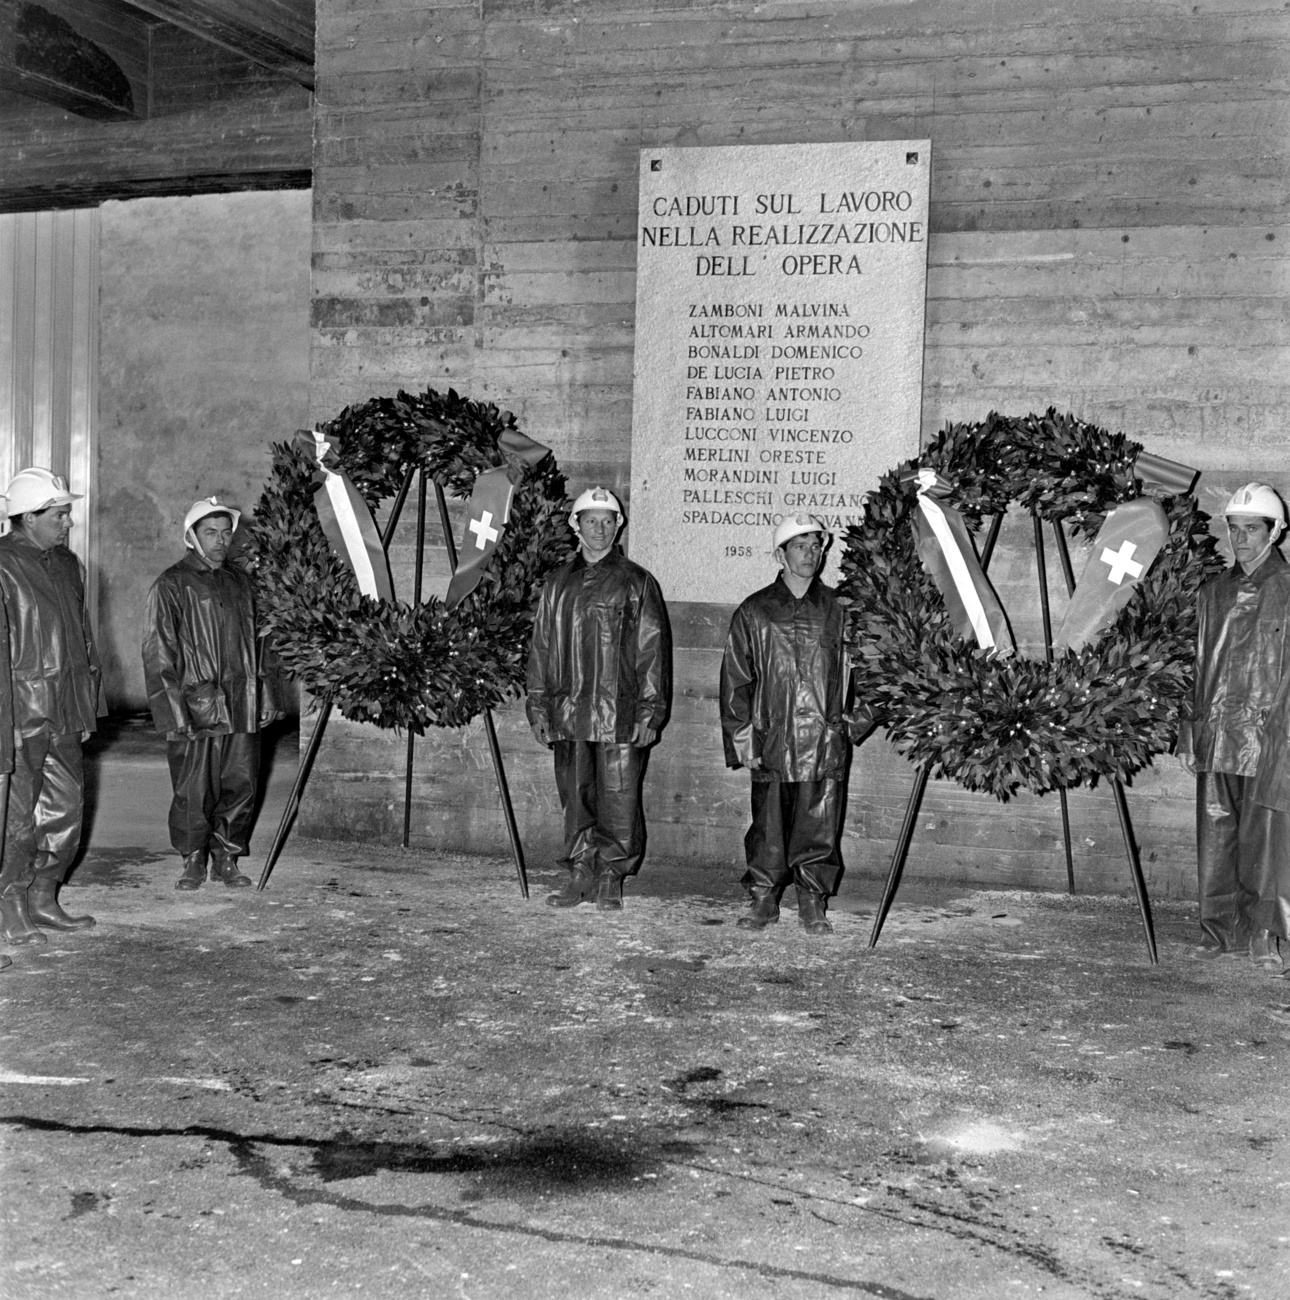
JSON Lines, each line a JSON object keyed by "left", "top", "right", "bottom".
{"left": 469, "top": 511, "right": 500, "bottom": 551}
{"left": 1101, "top": 539, "right": 1144, "bottom": 585}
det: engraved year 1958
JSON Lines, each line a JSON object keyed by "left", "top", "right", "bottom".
{"left": 724, "top": 545, "right": 752, "bottom": 558}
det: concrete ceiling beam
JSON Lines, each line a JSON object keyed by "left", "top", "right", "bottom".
{"left": 124, "top": 0, "right": 314, "bottom": 91}
{"left": 0, "top": 0, "right": 140, "bottom": 120}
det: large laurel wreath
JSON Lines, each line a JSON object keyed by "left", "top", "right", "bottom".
{"left": 838, "top": 410, "right": 1225, "bottom": 801}
{"left": 244, "top": 388, "right": 570, "bottom": 732}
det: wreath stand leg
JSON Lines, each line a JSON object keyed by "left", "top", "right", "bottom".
{"left": 867, "top": 761, "right": 932, "bottom": 947}
{"left": 402, "top": 470, "right": 429, "bottom": 849}
{"left": 867, "top": 509, "right": 1158, "bottom": 963}
{"left": 256, "top": 465, "right": 418, "bottom": 891}
{"left": 867, "top": 513, "right": 1003, "bottom": 949}
{"left": 1033, "top": 514, "right": 1078, "bottom": 896}
{"left": 1049, "top": 521, "right": 1158, "bottom": 964}
{"left": 432, "top": 480, "right": 530, "bottom": 900}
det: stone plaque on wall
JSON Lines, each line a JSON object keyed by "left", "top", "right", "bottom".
{"left": 628, "top": 141, "right": 930, "bottom": 601}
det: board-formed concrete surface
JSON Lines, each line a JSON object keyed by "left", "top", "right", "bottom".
{"left": 2, "top": 828, "right": 1287, "bottom": 1299}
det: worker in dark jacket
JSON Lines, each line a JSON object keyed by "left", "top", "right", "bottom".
{"left": 0, "top": 468, "right": 100, "bottom": 945}
{"left": 0, "top": 592, "right": 13, "bottom": 969}
{"left": 526, "top": 486, "right": 671, "bottom": 911}
{"left": 721, "top": 514, "right": 853, "bottom": 935}
{"left": 1179, "top": 483, "right": 1290, "bottom": 973}
{"left": 144, "top": 497, "right": 280, "bottom": 891}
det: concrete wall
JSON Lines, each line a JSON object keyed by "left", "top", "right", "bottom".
{"left": 300, "top": 0, "right": 1290, "bottom": 899}
{"left": 97, "top": 188, "right": 312, "bottom": 709}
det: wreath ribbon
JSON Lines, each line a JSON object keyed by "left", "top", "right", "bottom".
{"left": 1055, "top": 497, "right": 1172, "bottom": 653}
{"left": 306, "top": 429, "right": 395, "bottom": 602}
{"left": 907, "top": 468, "right": 1014, "bottom": 653}
{"left": 444, "top": 426, "right": 553, "bottom": 610}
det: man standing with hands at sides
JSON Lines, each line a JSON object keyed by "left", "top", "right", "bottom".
{"left": 144, "top": 498, "right": 281, "bottom": 891}
{"left": 721, "top": 514, "right": 856, "bottom": 936}
{"left": 526, "top": 487, "right": 672, "bottom": 912}
{"left": 0, "top": 592, "right": 14, "bottom": 968}
{"left": 0, "top": 468, "right": 100, "bottom": 945}
{"left": 1179, "top": 483, "right": 1290, "bottom": 974}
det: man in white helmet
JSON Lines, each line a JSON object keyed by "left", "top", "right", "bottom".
{"left": 1178, "top": 482, "right": 1290, "bottom": 973}
{"left": 720, "top": 514, "right": 856, "bottom": 935}
{"left": 526, "top": 486, "right": 672, "bottom": 910}
{"left": 0, "top": 468, "right": 100, "bottom": 945}
{"left": 143, "top": 498, "right": 282, "bottom": 890}
{"left": 0, "top": 594, "right": 12, "bottom": 970}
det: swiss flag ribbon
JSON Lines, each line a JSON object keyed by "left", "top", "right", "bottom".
{"left": 306, "top": 431, "right": 395, "bottom": 603}
{"left": 445, "top": 468, "right": 515, "bottom": 610}
{"left": 905, "top": 467, "right": 1015, "bottom": 653}
{"left": 1055, "top": 498, "right": 1169, "bottom": 653}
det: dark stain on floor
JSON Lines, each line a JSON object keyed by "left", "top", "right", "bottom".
{"left": 311, "top": 1128, "right": 660, "bottom": 1191}
{"left": 66, "top": 1190, "right": 108, "bottom": 1220}
{"left": 65, "top": 847, "right": 170, "bottom": 887}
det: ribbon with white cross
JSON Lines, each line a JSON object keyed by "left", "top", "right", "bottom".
{"left": 1055, "top": 498, "right": 1169, "bottom": 652}
{"left": 444, "top": 468, "right": 515, "bottom": 610}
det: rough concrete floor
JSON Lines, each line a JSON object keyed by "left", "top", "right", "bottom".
{"left": 2, "top": 724, "right": 1289, "bottom": 1299}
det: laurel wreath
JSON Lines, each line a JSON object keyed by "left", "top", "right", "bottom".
{"left": 243, "top": 388, "right": 570, "bottom": 732}
{"left": 838, "top": 410, "right": 1225, "bottom": 800}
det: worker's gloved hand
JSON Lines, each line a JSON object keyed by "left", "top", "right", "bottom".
{"left": 530, "top": 717, "right": 552, "bottom": 748}
{"left": 1175, "top": 752, "right": 1195, "bottom": 775}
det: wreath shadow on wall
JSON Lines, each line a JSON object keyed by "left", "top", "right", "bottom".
{"left": 244, "top": 388, "right": 571, "bottom": 735}
{"left": 838, "top": 409, "right": 1226, "bottom": 803}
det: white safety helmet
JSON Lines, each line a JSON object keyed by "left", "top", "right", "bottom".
{"left": 569, "top": 485, "right": 624, "bottom": 528}
{"left": 3, "top": 467, "right": 81, "bottom": 518}
{"left": 773, "top": 513, "right": 827, "bottom": 551}
{"left": 183, "top": 497, "right": 241, "bottom": 551}
{"left": 1222, "top": 483, "right": 1286, "bottom": 541}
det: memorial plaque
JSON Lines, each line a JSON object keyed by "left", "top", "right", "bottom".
{"left": 628, "top": 141, "right": 930, "bottom": 601}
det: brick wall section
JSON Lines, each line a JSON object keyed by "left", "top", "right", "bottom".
{"left": 304, "top": 0, "right": 1289, "bottom": 899}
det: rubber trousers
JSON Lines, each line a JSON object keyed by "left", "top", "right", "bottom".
{"left": 0, "top": 731, "right": 84, "bottom": 890}
{"left": 552, "top": 740, "right": 646, "bottom": 880}
{"left": 166, "top": 733, "right": 260, "bottom": 857}
{"left": 741, "top": 777, "right": 844, "bottom": 899}
{"left": 1196, "top": 771, "right": 1290, "bottom": 946}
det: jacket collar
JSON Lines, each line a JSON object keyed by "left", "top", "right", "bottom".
{"left": 180, "top": 549, "right": 220, "bottom": 574}
{"left": 571, "top": 544, "right": 624, "bottom": 573}
{"left": 3, "top": 529, "right": 62, "bottom": 564}
{"left": 771, "top": 571, "right": 823, "bottom": 603}
{"left": 1233, "top": 547, "right": 1287, "bottom": 587}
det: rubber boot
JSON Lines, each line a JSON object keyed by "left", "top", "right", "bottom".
{"left": 0, "top": 887, "right": 48, "bottom": 946}
{"left": 1250, "top": 930, "right": 1283, "bottom": 971}
{"left": 595, "top": 874, "right": 624, "bottom": 912}
{"left": 546, "top": 867, "right": 594, "bottom": 908}
{"left": 175, "top": 849, "right": 208, "bottom": 891}
{"left": 737, "top": 891, "right": 780, "bottom": 931}
{"left": 27, "top": 877, "right": 96, "bottom": 930}
{"left": 797, "top": 891, "right": 834, "bottom": 935}
{"left": 209, "top": 853, "right": 252, "bottom": 888}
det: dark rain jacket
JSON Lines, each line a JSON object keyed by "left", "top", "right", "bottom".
{"left": 720, "top": 574, "right": 851, "bottom": 783}
{"left": 0, "top": 594, "right": 12, "bottom": 774}
{"left": 526, "top": 546, "right": 671, "bottom": 743}
{"left": 143, "top": 551, "right": 273, "bottom": 738}
{"left": 0, "top": 531, "right": 99, "bottom": 738}
{"left": 1177, "top": 549, "right": 1290, "bottom": 778}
